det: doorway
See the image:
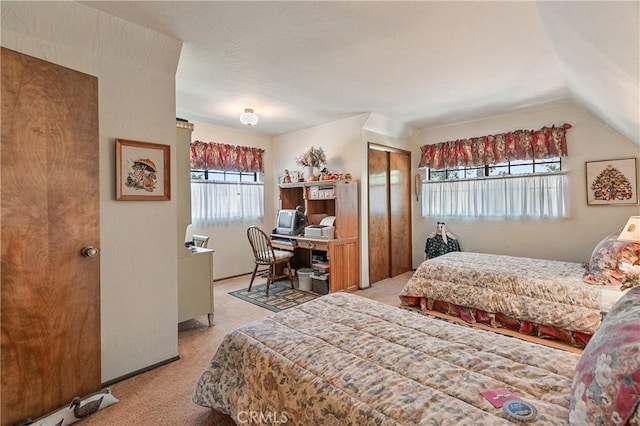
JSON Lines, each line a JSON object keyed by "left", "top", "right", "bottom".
{"left": 368, "top": 144, "right": 412, "bottom": 284}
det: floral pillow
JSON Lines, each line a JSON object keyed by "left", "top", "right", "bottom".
{"left": 569, "top": 286, "right": 640, "bottom": 425}
{"left": 583, "top": 230, "right": 640, "bottom": 290}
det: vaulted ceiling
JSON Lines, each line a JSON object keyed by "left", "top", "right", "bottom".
{"left": 80, "top": 1, "right": 639, "bottom": 145}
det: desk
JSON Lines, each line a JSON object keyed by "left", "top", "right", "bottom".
{"left": 271, "top": 234, "right": 358, "bottom": 293}
{"left": 271, "top": 235, "right": 326, "bottom": 249}
{"left": 270, "top": 237, "right": 298, "bottom": 251}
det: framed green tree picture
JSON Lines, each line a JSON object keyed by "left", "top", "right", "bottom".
{"left": 586, "top": 157, "right": 637, "bottom": 205}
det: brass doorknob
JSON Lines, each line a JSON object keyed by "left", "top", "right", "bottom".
{"left": 82, "top": 246, "right": 100, "bottom": 257}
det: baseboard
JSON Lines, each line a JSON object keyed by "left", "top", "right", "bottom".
{"left": 101, "top": 355, "right": 181, "bottom": 387}
{"left": 214, "top": 272, "right": 252, "bottom": 282}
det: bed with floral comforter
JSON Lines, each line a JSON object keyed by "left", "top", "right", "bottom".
{"left": 399, "top": 251, "right": 625, "bottom": 347}
{"left": 193, "top": 292, "right": 582, "bottom": 424}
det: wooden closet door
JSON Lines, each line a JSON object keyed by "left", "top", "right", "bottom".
{"left": 368, "top": 146, "right": 412, "bottom": 285}
{"left": 368, "top": 149, "right": 390, "bottom": 284}
{"left": 1, "top": 48, "right": 101, "bottom": 425}
{"left": 389, "top": 151, "right": 412, "bottom": 276}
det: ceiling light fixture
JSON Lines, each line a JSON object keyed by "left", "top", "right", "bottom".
{"left": 239, "top": 108, "right": 259, "bottom": 126}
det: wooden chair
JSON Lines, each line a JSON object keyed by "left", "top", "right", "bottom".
{"left": 246, "top": 226, "right": 294, "bottom": 296}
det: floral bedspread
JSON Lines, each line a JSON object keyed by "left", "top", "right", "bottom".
{"left": 399, "top": 252, "right": 618, "bottom": 335}
{"left": 193, "top": 292, "right": 579, "bottom": 425}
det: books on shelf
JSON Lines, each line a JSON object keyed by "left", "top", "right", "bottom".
{"left": 312, "top": 262, "right": 329, "bottom": 270}
{"left": 312, "top": 262, "right": 329, "bottom": 278}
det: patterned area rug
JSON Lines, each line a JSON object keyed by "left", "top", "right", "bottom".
{"left": 228, "top": 282, "right": 321, "bottom": 312}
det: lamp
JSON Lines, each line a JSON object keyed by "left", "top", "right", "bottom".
{"left": 618, "top": 216, "right": 640, "bottom": 241}
{"left": 239, "top": 108, "right": 259, "bottom": 126}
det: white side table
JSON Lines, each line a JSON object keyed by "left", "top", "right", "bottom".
{"left": 178, "top": 247, "right": 214, "bottom": 326}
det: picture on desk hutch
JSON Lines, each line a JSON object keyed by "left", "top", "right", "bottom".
{"left": 116, "top": 138, "right": 171, "bottom": 201}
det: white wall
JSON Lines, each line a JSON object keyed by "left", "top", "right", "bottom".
{"left": 187, "top": 122, "right": 274, "bottom": 280}
{"left": 272, "top": 114, "right": 368, "bottom": 181}
{"left": 1, "top": 2, "right": 182, "bottom": 382}
{"left": 411, "top": 100, "right": 640, "bottom": 266}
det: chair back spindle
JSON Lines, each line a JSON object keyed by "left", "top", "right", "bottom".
{"left": 246, "top": 226, "right": 294, "bottom": 296}
{"left": 247, "top": 226, "right": 274, "bottom": 264}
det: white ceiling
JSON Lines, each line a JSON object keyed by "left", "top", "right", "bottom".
{"left": 78, "top": 1, "right": 639, "bottom": 143}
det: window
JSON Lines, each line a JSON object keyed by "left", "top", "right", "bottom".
{"left": 428, "top": 158, "right": 562, "bottom": 181}
{"left": 191, "top": 169, "right": 258, "bottom": 183}
{"left": 421, "top": 173, "right": 568, "bottom": 218}
{"left": 189, "top": 142, "right": 265, "bottom": 224}
{"left": 422, "top": 158, "right": 568, "bottom": 218}
{"left": 418, "top": 124, "right": 571, "bottom": 219}
{"left": 191, "top": 170, "right": 264, "bottom": 224}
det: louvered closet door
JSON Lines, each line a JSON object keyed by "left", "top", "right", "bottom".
{"left": 1, "top": 48, "right": 101, "bottom": 425}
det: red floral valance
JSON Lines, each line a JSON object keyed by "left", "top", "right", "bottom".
{"left": 418, "top": 123, "right": 571, "bottom": 169}
{"left": 190, "top": 141, "right": 265, "bottom": 173}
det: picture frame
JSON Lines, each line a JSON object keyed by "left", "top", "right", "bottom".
{"left": 116, "top": 138, "right": 171, "bottom": 201}
{"left": 586, "top": 157, "right": 637, "bottom": 206}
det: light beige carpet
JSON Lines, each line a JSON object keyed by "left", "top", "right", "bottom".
{"left": 80, "top": 272, "right": 412, "bottom": 425}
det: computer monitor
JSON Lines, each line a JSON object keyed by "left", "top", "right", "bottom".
{"left": 275, "top": 208, "right": 307, "bottom": 236}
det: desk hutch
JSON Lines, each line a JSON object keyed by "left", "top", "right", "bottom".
{"left": 277, "top": 180, "right": 359, "bottom": 292}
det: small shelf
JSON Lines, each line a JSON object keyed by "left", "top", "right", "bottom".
{"left": 311, "top": 273, "right": 329, "bottom": 281}
{"left": 311, "top": 261, "right": 330, "bottom": 271}
{"left": 279, "top": 182, "right": 305, "bottom": 189}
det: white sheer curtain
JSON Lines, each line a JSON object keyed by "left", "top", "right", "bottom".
{"left": 422, "top": 173, "right": 569, "bottom": 218}
{"left": 191, "top": 181, "right": 264, "bottom": 224}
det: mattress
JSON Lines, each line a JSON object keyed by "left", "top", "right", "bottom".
{"left": 193, "top": 292, "right": 581, "bottom": 425}
{"left": 399, "top": 251, "right": 625, "bottom": 334}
